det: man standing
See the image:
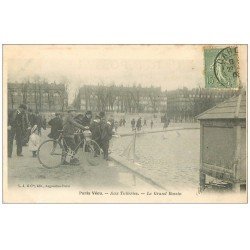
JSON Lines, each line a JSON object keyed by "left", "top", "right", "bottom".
{"left": 136, "top": 117, "right": 142, "bottom": 131}
{"left": 131, "top": 118, "right": 136, "bottom": 131}
{"left": 74, "top": 110, "right": 92, "bottom": 147}
{"left": 8, "top": 104, "right": 28, "bottom": 157}
{"left": 99, "top": 111, "right": 113, "bottom": 160}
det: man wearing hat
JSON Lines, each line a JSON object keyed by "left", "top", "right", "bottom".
{"left": 90, "top": 114, "right": 101, "bottom": 148}
{"left": 8, "top": 104, "right": 28, "bottom": 157}
{"left": 74, "top": 110, "right": 92, "bottom": 127}
{"left": 74, "top": 110, "right": 93, "bottom": 147}
{"left": 62, "top": 106, "right": 89, "bottom": 165}
{"left": 99, "top": 111, "right": 114, "bottom": 160}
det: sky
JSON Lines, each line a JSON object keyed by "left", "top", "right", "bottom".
{"left": 4, "top": 45, "right": 247, "bottom": 102}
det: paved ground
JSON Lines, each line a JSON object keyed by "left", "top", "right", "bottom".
{"left": 7, "top": 127, "right": 158, "bottom": 190}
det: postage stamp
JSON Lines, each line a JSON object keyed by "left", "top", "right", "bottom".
{"left": 204, "top": 46, "right": 240, "bottom": 89}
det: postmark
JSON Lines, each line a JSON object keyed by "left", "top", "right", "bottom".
{"left": 204, "top": 46, "right": 240, "bottom": 89}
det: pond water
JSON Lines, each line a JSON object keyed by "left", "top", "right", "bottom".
{"left": 111, "top": 129, "right": 200, "bottom": 190}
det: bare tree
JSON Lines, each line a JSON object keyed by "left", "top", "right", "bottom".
{"left": 21, "top": 83, "right": 28, "bottom": 104}
{"left": 107, "top": 85, "right": 117, "bottom": 111}
{"left": 96, "top": 84, "right": 109, "bottom": 111}
{"left": 8, "top": 86, "right": 14, "bottom": 109}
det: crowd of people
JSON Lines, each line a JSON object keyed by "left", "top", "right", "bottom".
{"left": 8, "top": 105, "right": 46, "bottom": 158}
{"left": 8, "top": 104, "right": 116, "bottom": 166}
{"left": 47, "top": 107, "right": 115, "bottom": 166}
{"left": 130, "top": 117, "right": 158, "bottom": 131}
{"left": 8, "top": 104, "right": 170, "bottom": 166}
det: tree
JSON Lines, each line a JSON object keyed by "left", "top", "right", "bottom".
{"left": 107, "top": 85, "right": 117, "bottom": 111}
{"left": 96, "top": 84, "right": 109, "bottom": 111}
{"left": 8, "top": 86, "right": 14, "bottom": 109}
{"left": 21, "top": 83, "right": 28, "bottom": 104}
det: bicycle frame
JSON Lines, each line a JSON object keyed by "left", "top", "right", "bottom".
{"left": 57, "top": 130, "right": 88, "bottom": 155}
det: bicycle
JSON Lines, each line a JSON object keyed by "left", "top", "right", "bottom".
{"left": 37, "top": 129, "right": 104, "bottom": 169}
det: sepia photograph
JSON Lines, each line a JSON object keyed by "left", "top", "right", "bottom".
{"left": 2, "top": 44, "right": 247, "bottom": 203}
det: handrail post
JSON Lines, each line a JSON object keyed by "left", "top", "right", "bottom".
{"left": 133, "top": 129, "right": 136, "bottom": 162}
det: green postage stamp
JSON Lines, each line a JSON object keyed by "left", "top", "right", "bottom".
{"left": 204, "top": 47, "right": 240, "bottom": 89}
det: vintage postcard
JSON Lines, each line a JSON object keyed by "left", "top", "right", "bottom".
{"left": 2, "top": 44, "right": 247, "bottom": 203}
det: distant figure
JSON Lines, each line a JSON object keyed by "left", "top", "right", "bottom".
{"left": 150, "top": 120, "right": 154, "bottom": 129}
{"left": 122, "top": 118, "right": 126, "bottom": 127}
{"left": 136, "top": 117, "right": 142, "bottom": 131}
{"left": 143, "top": 118, "right": 147, "bottom": 126}
{"left": 28, "top": 125, "right": 41, "bottom": 157}
{"left": 119, "top": 118, "right": 123, "bottom": 127}
{"left": 163, "top": 118, "right": 170, "bottom": 130}
{"left": 131, "top": 118, "right": 136, "bottom": 131}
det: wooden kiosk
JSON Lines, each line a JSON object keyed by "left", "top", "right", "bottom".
{"left": 197, "top": 91, "right": 246, "bottom": 191}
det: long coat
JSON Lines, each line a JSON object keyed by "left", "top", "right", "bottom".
{"left": 48, "top": 116, "right": 63, "bottom": 139}
{"left": 100, "top": 118, "right": 113, "bottom": 141}
{"left": 90, "top": 120, "right": 101, "bottom": 142}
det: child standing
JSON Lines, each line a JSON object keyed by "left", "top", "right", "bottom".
{"left": 28, "top": 125, "right": 41, "bottom": 157}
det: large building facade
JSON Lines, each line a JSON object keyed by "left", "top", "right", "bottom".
{"left": 8, "top": 82, "right": 68, "bottom": 112}
{"left": 166, "top": 87, "right": 238, "bottom": 121}
{"left": 73, "top": 85, "right": 167, "bottom": 113}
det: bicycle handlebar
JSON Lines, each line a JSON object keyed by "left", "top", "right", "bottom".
{"left": 74, "top": 127, "right": 90, "bottom": 134}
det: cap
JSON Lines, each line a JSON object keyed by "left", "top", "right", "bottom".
{"left": 99, "top": 111, "right": 105, "bottom": 118}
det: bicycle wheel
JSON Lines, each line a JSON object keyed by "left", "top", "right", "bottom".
{"left": 85, "top": 140, "right": 105, "bottom": 166}
{"left": 38, "top": 139, "right": 64, "bottom": 169}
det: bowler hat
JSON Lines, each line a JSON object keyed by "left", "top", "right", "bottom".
{"left": 19, "top": 104, "right": 27, "bottom": 110}
{"left": 86, "top": 110, "right": 92, "bottom": 115}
